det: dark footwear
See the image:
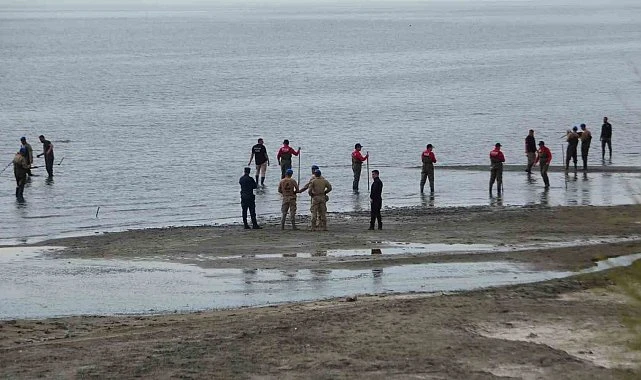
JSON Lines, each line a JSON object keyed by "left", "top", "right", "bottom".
{"left": 244, "top": 225, "right": 251, "bottom": 229}
{"left": 368, "top": 226, "right": 374, "bottom": 230}
{"left": 252, "top": 225, "right": 262, "bottom": 229}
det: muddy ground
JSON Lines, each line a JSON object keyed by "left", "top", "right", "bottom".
{"left": 2, "top": 204, "right": 641, "bottom": 379}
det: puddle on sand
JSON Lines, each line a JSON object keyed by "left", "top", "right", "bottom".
{"left": 2, "top": 247, "right": 641, "bottom": 320}
{"left": 190, "top": 237, "right": 641, "bottom": 261}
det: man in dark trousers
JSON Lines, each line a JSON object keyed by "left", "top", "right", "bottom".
{"left": 489, "top": 143, "right": 505, "bottom": 196}
{"left": 277, "top": 139, "right": 300, "bottom": 179}
{"left": 534, "top": 141, "right": 552, "bottom": 189}
{"left": 351, "top": 143, "right": 368, "bottom": 192}
{"left": 579, "top": 123, "right": 592, "bottom": 171}
{"left": 369, "top": 170, "right": 383, "bottom": 230}
{"left": 248, "top": 138, "right": 270, "bottom": 186}
{"left": 600, "top": 116, "right": 612, "bottom": 160}
{"left": 20, "top": 137, "right": 34, "bottom": 176}
{"left": 13, "top": 147, "right": 30, "bottom": 201}
{"left": 239, "top": 167, "right": 261, "bottom": 229}
{"left": 37, "top": 135, "right": 54, "bottom": 177}
{"left": 420, "top": 144, "right": 437, "bottom": 193}
{"left": 565, "top": 127, "right": 579, "bottom": 172}
{"left": 524, "top": 129, "right": 536, "bottom": 173}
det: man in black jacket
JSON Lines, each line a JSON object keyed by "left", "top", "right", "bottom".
{"left": 369, "top": 170, "right": 383, "bottom": 230}
{"left": 600, "top": 116, "right": 612, "bottom": 160}
{"left": 239, "top": 167, "right": 261, "bottom": 229}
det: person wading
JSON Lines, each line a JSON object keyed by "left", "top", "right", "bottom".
{"left": 248, "top": 138, "right": 270, "bottom": 186}
{"left": 420, "top": 144, "right": 437, "bottom": 193}
{"left": 489, "top": 143, "right": 505, "bottom": 196}
{"left": 565, "top": 127, "right": 579, "bottom": 172}
{"left": 37, "top": 135, "right": 54, "bottom": 177}
{"left": 239, "top": 167, "right": 261, "bottom": 229}
{"left": 351, "top": 143, "right": 369, "bottom": 192}
{"left": 579, "top": 123, "right": 592, "bottom": 171}
{"left": 20, "top": 137, "right": 34, "bottom": 177}
{"left": 277, "top": 139, "right": 300, "bottom": 179}
{"left": 278, "top": 168, "right": 299, "bottom": 230}
{"left": 534, "top": 141, "right": 552, "bottom": 189}
{"left": 524, "top": 129, "right": 536, "bottom": 174}
{"left": 13, "top": 147, "right": 30, "bottom": 201}
{"left": 308, "top": 169, "right": 332, "bottom": 231}
{"left": 600, "top": 116, "right": 612, "bottom": 160}
{"left": 369, "top": 170, "right": 383, "bottom": 230}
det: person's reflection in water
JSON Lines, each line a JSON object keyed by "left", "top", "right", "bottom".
{"left": 420, "top": 193, "right": 435, "bottom": 208}
{"left": 310, "top": 269, "right": 331, "bottom": 280}
{"left": 539, "top": 189, "right": 550, "bottom": 207}
{"left": 601, "top": 172, "right": 613, "bottom": 205}
{"left": 351, "top": 192, "right": 363, "bottom": 213}
{"left": 242, "top": 268, "right": 258, "bottom": 293}
{"left": 489, "top": 194, "right": 503, "bottom": 207}
{"left": 372, "top": 268, "right": 383, "bottom": 290}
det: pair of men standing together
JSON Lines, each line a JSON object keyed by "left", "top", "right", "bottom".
{"left": 248, "top": 138, "right": 301, "bottom": 186}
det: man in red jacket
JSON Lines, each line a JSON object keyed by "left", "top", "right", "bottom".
{"left": 489, "top": 143, "right": 505, "bottom": 195}
{"left": 534, "top": 141, "right": 552, "bottom": 189}
{"left": 351, "top": 143, "right": 369, "bottom": 192}
{"left": 277, "top": 139, "right": 300, "bottom": 179}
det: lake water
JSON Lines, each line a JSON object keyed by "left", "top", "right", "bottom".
{"left": 1, "top": 0, "right": 641, "bottom": 244}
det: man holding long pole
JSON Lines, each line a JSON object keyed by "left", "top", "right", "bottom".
{"left": 351, "top": 143, "right": 369, "bottom": 193}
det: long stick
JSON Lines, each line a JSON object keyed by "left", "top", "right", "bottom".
{"left": 0, "top": 161, "right": 11, "bottom": 175}
{"left": 57, "top": 157, "right": 65, "bottom": 166}
{"left": 366, "top": 151, "right": 370, "bottom": 191}
{"left": 297, "top": 151, "right": 301, "bottom": 185}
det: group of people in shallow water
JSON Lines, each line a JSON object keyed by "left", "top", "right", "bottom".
{"left": 240, "top": 116, "right": 614, "bottom": 231}
{"left": 9, "top": 135, "right": 55, "bottom": 202}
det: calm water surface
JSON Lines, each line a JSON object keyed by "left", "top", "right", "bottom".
{"left": 1, "top": 1, "right": 641, "bottom": 244}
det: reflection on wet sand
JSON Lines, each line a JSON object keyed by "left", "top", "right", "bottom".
{"left": 420, "top": 193, "right": 435, "bottom": 208}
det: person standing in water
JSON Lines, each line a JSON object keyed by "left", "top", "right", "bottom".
{"left": 420, "top": 144, "right": 437, "bottom": 193}
{"left": 524, "top": 129, "right": 536, "bottom": 174}
{"left": 534, "top": 141, "right": 552, "bottom": 189}
{"left": 277, "top": 139, "right": 300, "bottom": 179}
{"left": 600, "top": 116, "right": 612, "bottom": 160}
{"left": 13, "top": 147, "right": 30, "bottom": 201}
{"left": 579, "top": 124, "right": 592, "bottom": 171}
{"left": 248, "top": 138, "right": 270, "bottom": 187}
{"left": 489, "top": 143, "right": 505, "bottom": 196}
{"left": 351, "top": 143, "right": 369, "bottom": 192}
{"left": 37, "top": 135, "right": 54, "bottom": 177}
{"left": 565, "top": 127, "right": 579, "bottom": 172}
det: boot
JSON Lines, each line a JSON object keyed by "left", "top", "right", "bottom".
{"left": 255, "top": 175, "right": 259, "bottom": 184}
{"left": 280, "top": 215, "right": 286, "bottom": 230}
{"left": 378, "top": 222, "right": 382, "bottom": 230}
{"left": 291, "top": 219, "right": 298, "bottom": 230}
{"left": 430, "top": 185, "right": 435, "bottom": 193}
{"left": 15, "top": 187, "right": 20, "bottom": 198}
{"left": 420, "top": 184, "right": 424, "bottom": 194}
{"left": 261, "top": 177, "right": 265, "bottom": 186}
{"left": 243, "top": 220, "right": 251, "bottom": 229}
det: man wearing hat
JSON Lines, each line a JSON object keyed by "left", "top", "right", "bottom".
{"left": 13, "top": 147, "right": 30, "bottom": 201}
{"left": 239, "top": 167, "right": 261, "bottom": 229}
{"left": 307, "top": 169, "right": 332, "bottom": 231}
{"left": 278, "top": 168, "right": 299, "bottom": 230}
{"left": 20, "top": 137, "right": 34, "bottom": 176}
{"left": 420, "top": 144, "right": 437, "bottom": 193}
{"left": 489, "top": 143, "right": 505, "bottom": 195}
{"left": 351, "top": 143, "right": 369, "bottom": 192}
{"left": 276, "top": 139, "right": 300, "bottom": 179}
{"left": 534, "top": 141, "right": 552, "bottom": 189}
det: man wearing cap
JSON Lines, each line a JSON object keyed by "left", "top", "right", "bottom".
{"left": 20, "top": 137, "right": 34, "bottom": 176}
{"left": 239, "top": 167, "right": 261, "bottom": 229}
{"left": 369, "top": 170, "right": 383, "bottom": 230}
{"left": 248, "top": 138, "right": 270, "bottom": 186}
{"left": 277, "top": 139, "right": 300, "bottom": 179}
{"left": 308, "top": 169, "right": 332, "bottom": 231}
{"left": 524, "top": 130, "right": 536, "bottom": 174}
{"left": 489, "top": 143, "right": 505, "bottom": 195}
{"left": 351, "top": 143, "right": 369, "bottom": 192}
{"left": 420, "top": 144, "right": 437, "bottom": 193}
{"left": 565, "top": 127, "right": 579, "bottom": 172}
{"left": 278, "top": 169, "right": 299, "bottom": 230}
{"left": 37, "top": 135, "right": 54, "bottom": 177}
{"left": 534, "top": 141, "right": 552, "bottom": 189}
{"left": 13, "top": 147, "right": 30, "bottom": 201}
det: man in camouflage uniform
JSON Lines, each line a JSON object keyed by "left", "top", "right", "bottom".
{"left": 307, "top": 169, "right": 332, "bottom": 231}
{"left": 278, "top": 168, "right": 299, "bottom": 230}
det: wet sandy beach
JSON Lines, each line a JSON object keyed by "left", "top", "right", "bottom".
{"left": 1, "top": 204, "right": 641, "bottom": 378}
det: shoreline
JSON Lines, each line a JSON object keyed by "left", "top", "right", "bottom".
{"left": 2, "top": 203, "right": 641, "bottom": 378}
